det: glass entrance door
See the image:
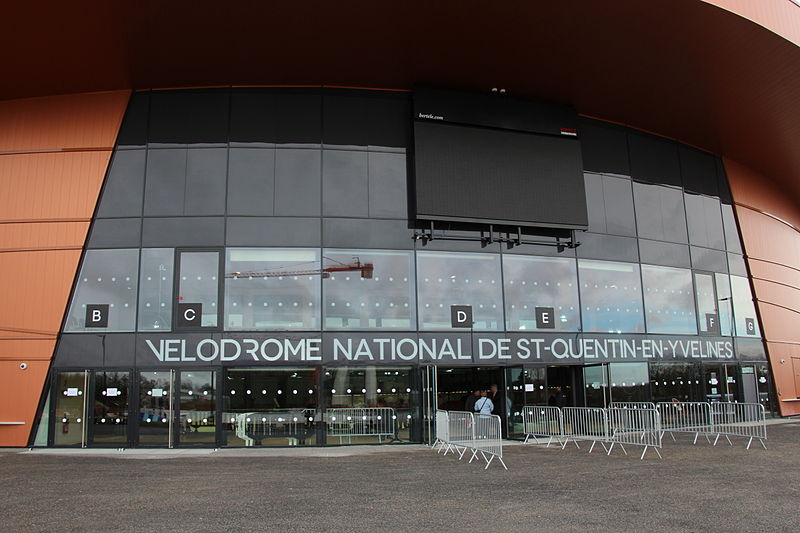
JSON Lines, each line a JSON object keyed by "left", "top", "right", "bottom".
{"left": 54, "top": 371, "right": 89, "bottom": 446}
{"left": 91, "top": 371, "right": 130, "bottom": 446}
{"left": 583, "top": 364, "right": 609, "bottom": 407}
{"left": 138, "top": 370, "right": 174, "bottom": 447}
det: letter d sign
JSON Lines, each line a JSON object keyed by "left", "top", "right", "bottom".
{"left": 450, "top": 305, "right": 473, "bottom": 328}
{"left": 85, "top": 304, "right": 109, "bottom": 328}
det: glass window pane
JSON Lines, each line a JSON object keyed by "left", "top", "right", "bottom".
{"left": 633, "top": 182, "right": 688, "bottom": 243}
{"left": 641, "top": 265, "right": 697, "bottom": 335}
{"left": 323, "top": 250, "right": 415, "bottom": 330}
{"left": 223, "top": 368, "right": 318, "bottom": 447}
{"left": 721, "top": 204, "right": 743, "bottom": 253}
{"left": 503, "top": 255, "right": 579, "bottom": 331}
{"left": 54, "top": 372, "right": 87, "bottom": 446}
{"left": 578, "top": 260, "right": 644, "bottom": 333}
{"left": 695, "top": 273, "right": 719, "bottom": 335}
{"left": 704, "top": 364, "right": 739, "bottom": 402}
{"left": 65, "top": 249, "right": 139, "bottom": 332}
{"left": 92, "top": 372, "right": 129, "bottom": 445}
{"left": 685, "top": 194, "right": 725, "bottom": 249}
{"left": 323, "top": 366, "right": 416, "bottom": 443}
{"left": 178, "top": 251, "right": 219, "bottom": 328}
{"left": 609, "top": 363, "right": 649, "bottom": 403}
{"left": 714, "top": 273, "right": 733, "bottom": 336}
{"left": 138, "top": 249, "right": 174, "bottom": 331}
{"left": 731, "top": 275, "right": 761, "bottom": 337}
{"left": 224, "top": 248, "right": 320, "bottom": 330}
{"left": 649, "top": 363, "right": 703, "bottom": 403}
{"left": 417, "top": 252, "right": 503, "bottom": 331}
{"left": 138, "top": 371, "right": 172, "bottom": 445}
{"left": 179, "top": 371, "right": 216, "bottom": 446}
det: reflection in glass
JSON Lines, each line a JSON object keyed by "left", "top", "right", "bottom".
{"left": 322, "top": 366, "right": 415, "bottom": 444}
{"left": 641, "top": 265, "right": 697, "bottom": 334}
{"left": 92, "top": 372, "right": 129, "bottom": 445}
{"left": 731, "top": 276, "right": 761, "bottom": 337}
{"left": 578, "top": 260, "right": 644, "bottom": 333}
{"left": 649, "top": 363, "right": 703, "bottom": 403}
{"left": 755, "top": 364, "right": 774, "bottom": 416}
{"left": 225, "top": 248, "right": 320, "bottom": 330}
{"left": 179, "top": 371, "right": 215, "bottom": 445}
{"left": 704, "top": 364, "right": 738, "bottom": 402}
{"left": 583, "top": 365, "right": 609, "bottom": 407}
{"left": 65, "top": 249, "right": 139, "bottom": 332}
{"left": 54, "top": 372, "right": 87, "bottom": 446}
{"left": 223, "top": 368, "right": 317, "bottom": 446}
{"left": 695, "top": 273, "right": 718, "bottom": 335}
{"left": 323, "top": 250, "right": 415, "bottom": 329}
{"left": 178, "top": 252, "right": 219, "bottom": 327}
{"left": 138, "top": 249, "right": 174, "bottom": 331}
{"left": 138, "top": 371, "right": 172, "bottom": 446}
{"left": 503, "top": 255, "right": 580, "bottom": 331}
{"left": 633, "top": 182, "right": 688, "bottom": 243}
{"left": 417, "top": 252, "right": 503, "bottom": 330}
{"left": 609, "top": 363, "right": 649, "bottom": 403}
{"left": 684, "top": 194, "right": 725, "bottom": 249}
{"left": 714, "top": 273, "right": 733, "bottom": 336}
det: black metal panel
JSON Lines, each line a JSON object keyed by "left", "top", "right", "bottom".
{"left": 628, "top": 132, "right": 682, "bottom": 187}
{"left": 230, "top": 89, "right": 321, "bottom": 146}
{"left": 87, "top": 218, "right": 142, "bottom": 248}
{"left": 116, "top": 92, "right": 149, "bottom": 149}
{"left": 142, "top": 217, "right": 225, "bottom": 247}
{"left": 148, "top": 89, "right": 229, "bottom": 146}
{"left": 226, "top": 148, "right": 275, "bottom": 216}
{"left": 226, "top": 217, "right": 321, "bottom": 247}
{"left": 639, "top": 239, "right": 691, "bottom": 268}
{"left": 323, "top": 218, "right": 414, "bottom": 249}
{"left": 679, "top": 145, "right": 719, "bottom": 196}
{"left": 578, "top": 118, "right": 630, "bottom": 176}
{"left": 576, "top": 233, "right": 639, "bottom": 262}
{"left": 96, "top": 150, "right": 146, "bottom": 218}
{"left": 53, "top": 334, "right": 137, "bottom": 368}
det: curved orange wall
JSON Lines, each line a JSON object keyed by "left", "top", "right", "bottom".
{"left": 725, "top": 157, "right": 800, "bottom": 416}
{"left": 0, "top": 91, "right": 129, "bottom": 446}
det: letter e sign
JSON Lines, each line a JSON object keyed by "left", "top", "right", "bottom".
{"left": 85, "top": 304, "right": 109, "bottom": 328}
{"left": 535, "top": 307, "right": 555, "bottom": 329}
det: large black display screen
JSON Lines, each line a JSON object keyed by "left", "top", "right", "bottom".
{"left": 412, "top": 88, "right": 588, "bottom": 230}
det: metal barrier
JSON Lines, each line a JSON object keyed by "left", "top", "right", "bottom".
{"left": 470, "top": 414, "right": 507, "bottom": 470}
{"left": 522, "top": 406, "right": 564, "bottom": 446}
{"left": 433, "top": 409, "right": 449, "bottom": 451}
{"left": 710, "top": 402, "right": 767, "bottom": 449}
{"left": 444, "top": 411, "right": 475, "bottom": 459}
{"left": 325, "top": 407, "right": 397, "bottom": 444}
{"left": 234, "top": 410, "right": 313, "bottom": 446}
{"left": 432, "top": 410, "right": 506, "bottom": 470}
{"left": 656, "top": 402, "right": 713, "bottom": 444}
{"left": 609, "top": 402, "right": 656, "bottom": 410}
{"left": 561, "top": 407, "right": 609, "bottom": 453}
{"left": 607, "top": 407, "right": 662, "bottom": 459}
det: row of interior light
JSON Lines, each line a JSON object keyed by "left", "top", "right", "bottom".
{"left": 233, "top": 414, "right": 412, "bottom": 423}
{"left": 229, "top": 387, "right": 411, "bottom": 395}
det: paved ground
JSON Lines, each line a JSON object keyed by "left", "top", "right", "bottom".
{"left": 1, "top": 421, "right": 798, "bottom": 533}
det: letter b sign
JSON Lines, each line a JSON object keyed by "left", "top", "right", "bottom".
{"left": 450, "top": 305, "right": 473, "bottom": 328}
{"left": 85, "top": 304, "right": 109, "bottom": 328}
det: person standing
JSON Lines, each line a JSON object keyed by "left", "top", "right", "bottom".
{"left": 474, "top": 390, "right": 494, "bottom": 415}
{"left": 464, "top": 389, "right": 481, "bottom": 412}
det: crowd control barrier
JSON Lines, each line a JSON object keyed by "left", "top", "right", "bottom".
{"left": 432, "top": 410, "right": 506, "bottom": 470}
{"left": 609, "top": 402, "right": 656, "bottom": 410}
{"left": 522, "top": 406, "right": 564, "bottom": 446}
{"left": 607, "top": 407, "right": 663, "bottom": 459}
{"left": 561, "top": 407, "right": 610, "bottom": 453}
{"left": 234, "top": 410, "right": 312, "bottom": 446}
{"left": 657, "top": 402, "right": 714, "bottom": 443}
{"left": 710, "top": 402, "right": 767, "bottom": 449}
{"left": 325, "top": 407, "right": 397, "bottom": 444}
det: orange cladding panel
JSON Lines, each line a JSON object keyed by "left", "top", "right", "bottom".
{"left": 0, "top": 90, "right": 128, "bottom": 446}
{"left": 726, "top": 157, "right": 800, "bottom": 416}
{"left": 0, "top": 360, "right": 50, "bottom": 446}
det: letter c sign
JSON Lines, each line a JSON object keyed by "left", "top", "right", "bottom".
{"left": 177, "top": 303, "right": 202, "bottom": 328}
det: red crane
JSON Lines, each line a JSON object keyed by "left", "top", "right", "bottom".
{"left": 225, "top": 257, "right": 373, "bottom": 280}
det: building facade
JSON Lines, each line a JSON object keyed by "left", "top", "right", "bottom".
{"left": 2, "top": 1, "right": 800, "bottom": 448}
